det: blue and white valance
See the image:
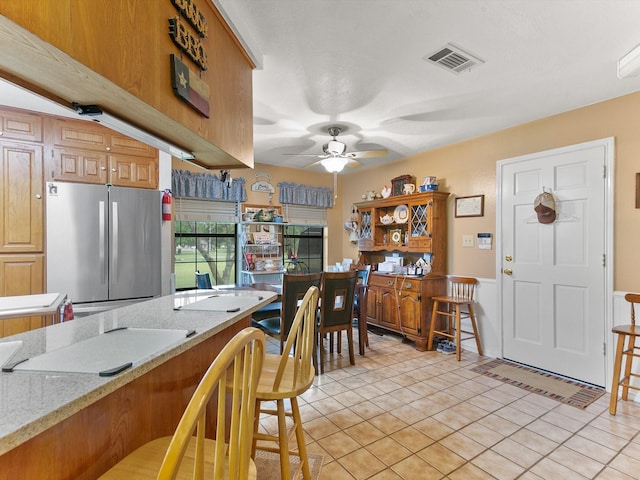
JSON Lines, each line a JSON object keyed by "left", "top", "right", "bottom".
{"left": 277, "top": 182, "right": 333, "bottom": 208}
{"left": 172, "top": 169, "right": 247, "bottom": 202}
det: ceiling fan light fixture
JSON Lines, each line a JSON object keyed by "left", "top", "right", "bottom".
{"left": 321, "top": 156, "right": 348, "bottom": 173}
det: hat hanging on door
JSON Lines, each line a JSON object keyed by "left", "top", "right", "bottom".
{"left": 534, "top": 189, "right": 556, "bottom": 224}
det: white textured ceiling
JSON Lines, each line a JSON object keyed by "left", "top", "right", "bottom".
{"left": 216, "top": 0, "right": 640, "bottom": 173}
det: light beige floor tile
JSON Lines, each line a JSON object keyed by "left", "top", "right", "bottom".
{"left": 319, "top": 459, "right": 355, "bottom": 480}
{"left": 318, "top": 431, "right": 361, "bottom": 459}
{"left": 438, "top": 431, "right": 486, "bottom": 460}
{"left": 608, "top": 453, "right": 640, "bottom": 478}
{"left": 525, "top": 418, "right": 574, "bottom": 443}
{"left": 594, "top": 466, "right": 637, "bottom": 479}
{"left": 476, "top": 413, "right": 520, "bottom": 437}
{"left": 367, "top": 412, "right": 409, "bottom": 435}
{"left": 471, "top": 449, "right": 525, "bottom": 480}
{"left": 412, "top": 417, "right": 456, "bottom": 440}
{"left": 548, "top": 445, "right": 605, "bottom": 478}
{"left": 337, "top": 448, "right": 387, "bottom": 480}
{"left": 459, "top": 421, "right": 505, "bottom": 448}
{"left": 577, "top": 425, "right": 631, "bottom": 451}
{"left": 325, "top": 408, "right": 365, "bottom": 430}
{"left": 347, "top": 400, "right": 386, "bottom": 420}
{"left": 390, "top": 426, "right": 436, "bottom": 453}
{"left": 417, "top": 441, "right": 466, "bottom": 474}
{"left": 391, "top": 453, "right": 446, "bottom": 479}
{"left": 366, "top": 436, "right": 413, "bottom": 466}
{"left": 303, "top": 416, "right": 341, "bottom": 441}
{"left": 491, "top": 438, "right": 542, "bottom": 468}
{"left": 509, "top": 428, "right": 558, "bottom": 455}
{"left": 344, "top": 420, "right": 387, "bottom": 446}
{"left": 563, "top": 434, "right": 618, "bottom": 464}
{"left": 530, "top": 457, "right": 591, "bottom": 479}
{"left": 448, "top": 462, "right": 497, "bottom": 480}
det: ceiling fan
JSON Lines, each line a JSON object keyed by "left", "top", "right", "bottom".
{"left": 287, "top": 126, "right": 388, "bottom": 173}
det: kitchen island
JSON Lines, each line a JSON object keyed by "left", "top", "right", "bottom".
{"left": 0, "top": 288, "right": 276, "bottom": 480}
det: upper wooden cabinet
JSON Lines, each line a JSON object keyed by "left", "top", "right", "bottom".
{"left": 52, "top": 118, "right": 156, "bottom": 157}
{"left": 0, "top": 107, "right": 43, "bottom": 143}
{"left": 0, "top": 141, "right": 44, "bottom": 253}
{"left": 355, "top": 191, "right": 449, "bottom": 275}
{"left": 49, "top": 118, "right": 158, "bottom": 189}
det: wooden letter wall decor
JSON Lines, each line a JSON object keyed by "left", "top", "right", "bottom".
{"left": 168, "top": 16, "right": 208, "bottom": 71}
{"left": 171, "top": 0, "right": 208, "bottom": 37}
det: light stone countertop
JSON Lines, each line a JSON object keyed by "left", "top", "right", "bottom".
{"left": 0, "top": 288, "right": 276, "bottom": 456}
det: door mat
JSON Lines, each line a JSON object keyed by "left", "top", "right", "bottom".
{"left": 471, "top": 358, "right": 605, "bottom": 409}
{"left": 254, "top": 450, "right": 323, "bottom": 479}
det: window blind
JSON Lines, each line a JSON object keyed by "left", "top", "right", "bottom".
{"left": 174, "top": 198, "right": 240, "bottom": 223}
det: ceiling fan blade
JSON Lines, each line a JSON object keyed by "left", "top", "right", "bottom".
{"left": 346, "top": 148, "right": 388, "bottom": 159}
{"left": 284, "top": 153, "right": 329, "bottom": 158}
{"left": 346, "top": 158, "right": 362, "bottom": 168}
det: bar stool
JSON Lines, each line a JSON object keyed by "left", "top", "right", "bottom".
{"left": 610, "top": 293, "right": 640, "bottom": 415}
{"left": 427, "top": 276, "right": 482, "bottom": 361}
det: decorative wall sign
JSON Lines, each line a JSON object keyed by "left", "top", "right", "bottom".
{"left": 251, "top": 172, "right": 275, "bottom": 194}
{"left": 170, "top": 54, "right": 210, "bottom": 117}
{"left": 168, "top": 16, "right": 208, "bottom": 70}
{"left": 455, "top": 195, "right": 484, "bottom": 217}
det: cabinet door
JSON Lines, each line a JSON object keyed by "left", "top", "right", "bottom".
{"left": 0, "top": 107, "right": 43, "bottom": 142}
{"left": 399, "top": 291, "right": 421, "bottom": 335}
{"left": 379, "top": 287, "right": 398, "bottom": 329}
{"left": 0, "top": 253, "right": 45, "bottom": 338}
{"left": 51, "top": 147, "right": 108, "bottom": 184}
{"left": 358, "top": 207, "right": 373, "bottom": 250}
{"left": 109, "top": 133, "right": 157, "bottom": 158}
{"left": 109, "top": 155, "right": 158, "bottom": 189}
{"left": 53, "top": 118, "right": 109, "bottom": 151}
{"left": 0, "top": 142, "right": 43, "bottom": 253}
{"left": 365, "top": 285, "right": 379, "bottom": 324}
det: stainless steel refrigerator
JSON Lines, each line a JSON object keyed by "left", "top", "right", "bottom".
{"left": 46, "top": 182, "right": 161, "bottom": 311}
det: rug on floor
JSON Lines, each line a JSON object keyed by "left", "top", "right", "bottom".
{"left": 254, "top": 450, "right": 324, "bottom": 480}
{"left": 471, "top": 358, "right": 605, "bottom": 409}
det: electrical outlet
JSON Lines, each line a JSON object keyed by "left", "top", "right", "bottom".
{"left": 462, "top": 234, "right": 474, "bottom": 247}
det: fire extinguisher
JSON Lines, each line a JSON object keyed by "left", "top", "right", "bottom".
{"left": 162, "top": 189, "right": 172, "bottom": 221}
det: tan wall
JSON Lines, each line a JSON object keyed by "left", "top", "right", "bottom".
{"left": 338, "top": 90, "right": 640, "bottom": 291}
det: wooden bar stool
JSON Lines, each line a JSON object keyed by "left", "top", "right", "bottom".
{"left": 427, "top": 276, "right": 482, "bottom": 361}
{"left": 610, "top": 293, "right": 640, "bottom": 415}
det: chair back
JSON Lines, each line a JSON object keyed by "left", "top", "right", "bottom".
{"left": 319, "top": 270, "right": 357, "bottom": 329}
{"left": 625, "top": 293, "right": 640, "bottom": 326}
{"left": 351, "top": 264, "right": 371, "bottom": 286}
{"left": 274, "top": 285, "right": 320, "bottom": 392}
{"left": 449, "top": 276, "right": 477, "bottom": 301}
{"left": 157, "top": 327, "right": 265, "bottom": 479}
{"left": 280, "top": 273, "right": 323, "bottom": 341}
{"left": 195, "top": 270, "right": 213, "bottom": 289}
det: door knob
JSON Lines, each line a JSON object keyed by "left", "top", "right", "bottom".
{"left": 503, "top": 268, "right": 513, "bottom": 275}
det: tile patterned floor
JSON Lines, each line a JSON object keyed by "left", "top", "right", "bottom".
{"left": 258, "top": 328, "right": 640, "bottom": 479}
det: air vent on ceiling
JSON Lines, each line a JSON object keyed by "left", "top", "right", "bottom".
{"left": 424, "top": 43, "right": 484, "bottom": 74}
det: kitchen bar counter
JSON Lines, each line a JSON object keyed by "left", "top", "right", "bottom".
{"left": 0, "top": 288, "right": 276, "bottom": 479}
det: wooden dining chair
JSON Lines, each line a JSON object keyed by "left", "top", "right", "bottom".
{"left": 252, "top": 285, "right": 320, "bottom": 480}
{"left": 98, "top": 327, "right": 265, "bottom": 480}
{"left": 316, "top": 270, "right": 358, "bottom": 374}
{"left": 251, "top": 272, "right": 322, "bottom": 353}
{"left": 610, "top": 293, "right": 640, "bottom": 415}
{"left": 427, "top": 276, "right": 482, "bottom": 361}
{"left": 351, "top": 264, "right": 371, "bottom": 353}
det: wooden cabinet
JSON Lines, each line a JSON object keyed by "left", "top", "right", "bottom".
{"left": 0, "top": 107, "right": 43, "bottom": 143}
{"left": 0, "top": 253, "right": 46, "bottom": 337}
{"left": 356, "top": 191, "right": 449, "bottom": 274}
{"left": 49, "top": 118, "right": 158, "bottom": 188}
{"left": 366, "top": 272, "right": 446, "bottom": 351}
{"left": 0, "top": 141, "right": 44, "bottom": 253}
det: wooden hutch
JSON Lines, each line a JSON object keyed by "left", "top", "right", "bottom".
{"left": 355, "top": 190, "right": 449, "bottom": 351}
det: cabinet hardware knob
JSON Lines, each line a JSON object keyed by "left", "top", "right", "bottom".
{"left": 35, "top": 194, "right": 41, "bottom": 199}
{"left": 106, "top": 147, "right": 111, "bottom": 151}
{"left": 387, "top": 281, "right": 394, "bottom": 286}
{"left": 112, "top": 168, "right": 116, "bottom": 172}
{"left": 406, "top": 283, "right": 412, "bottom": 289}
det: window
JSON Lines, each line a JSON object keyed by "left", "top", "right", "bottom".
{"left": 175, "top": 221, "right": 237, "bottom": 289}
{"left": 283, "top": 225, "right": 324, "bottom": 274}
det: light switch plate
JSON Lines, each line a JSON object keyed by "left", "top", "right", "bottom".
{"left": 462, "top": 234, "right": 474, "bottom": 247}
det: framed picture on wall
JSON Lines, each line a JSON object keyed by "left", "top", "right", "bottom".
{"left": 455, "top": 195, "right": 484, "bottom": 218}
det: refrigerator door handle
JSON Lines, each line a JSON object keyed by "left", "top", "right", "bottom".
{"left": 99, "top": 200, "right": 107, "bottom": 284}
{"left": 112, "top": 201, "right": 118, "bottom": 281}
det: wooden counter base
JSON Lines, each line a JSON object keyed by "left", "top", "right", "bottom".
{"left": 0, "top": 317, "right": 248, "bottom": 480}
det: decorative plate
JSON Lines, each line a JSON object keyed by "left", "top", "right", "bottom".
{"left": 393, "top": 204, "right": 409, "bottom": 224}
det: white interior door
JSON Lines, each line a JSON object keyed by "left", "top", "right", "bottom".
{"left": 498, "top": 138, "right": 613, "bottom": 387}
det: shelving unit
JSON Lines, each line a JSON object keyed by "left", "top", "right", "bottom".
{"left": 238, "top": 221, "right": 285, "bottom": 286}
{"left": 355, "top": 190, "right": 449, "bottom": 274}
{"left": 355, "top": 190, "right": 450, "bottom": 350}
